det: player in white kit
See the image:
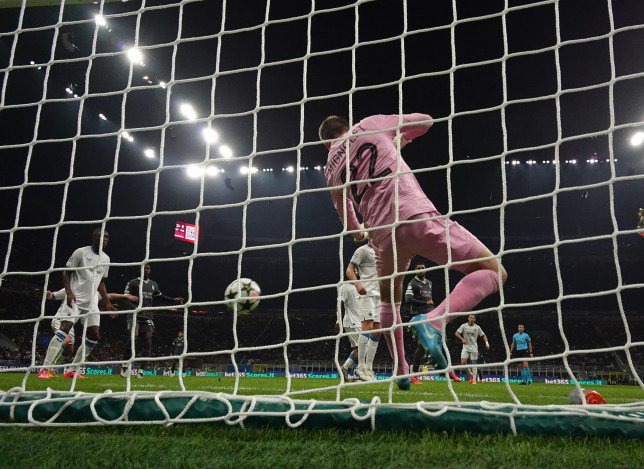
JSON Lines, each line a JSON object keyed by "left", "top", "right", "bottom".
{"left": 346, "top": 242, "right": 381, "bottom": 381}
{"left": 38, "top": 228, "right": 116, "bottom": 379}
{"left": 455, "top": 314, "right": 489, "bottom": 384}
{"left": 41, "top": 288, "right": 137, "bottom": 377}
{"left": 337, "top": 283, "right": 373, "bottom": 382}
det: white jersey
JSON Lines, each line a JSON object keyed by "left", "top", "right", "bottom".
{"left": 457, "top": 323, "right": 485, "bottom": 352}
{"left": 349, "top": 244, "right": 379, "bottom": 298}
{"left": 339, "top": 284, "right": 363, "bottom": 328}
{"left": 65, "top": 246, "right": 110, "bottom": 310}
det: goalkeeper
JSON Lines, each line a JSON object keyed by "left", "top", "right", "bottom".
{"left": 320, "top": 113, "right": 507, "bottom": 389}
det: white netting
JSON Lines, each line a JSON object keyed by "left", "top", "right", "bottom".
{"left": 0, "top": 0, "right": 643, "bottom": 429}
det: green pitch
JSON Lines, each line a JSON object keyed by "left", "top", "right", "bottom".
{"left": 0, "top": 373, "right": 641, "bottom": 406}
{"left": 1, "top": 373, "right": 643, "bottom": 467}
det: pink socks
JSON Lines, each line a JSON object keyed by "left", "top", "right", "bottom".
{"left": 426, "top": 269, "right": 500, "bottom": 331}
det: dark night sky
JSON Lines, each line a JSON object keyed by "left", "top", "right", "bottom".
{"left": 0, "top": 0, "right": 642, "bottom": 316}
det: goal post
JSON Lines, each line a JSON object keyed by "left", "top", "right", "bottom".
{"left": 1, "top": 0, "right": 643, "bottom": 436}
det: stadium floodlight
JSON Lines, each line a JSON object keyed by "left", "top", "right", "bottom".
{"left": 630, "top": 131, "right": 644, "bottom": 147}
{"left": 219, "top": 145, "right": 233, "bottom": 158}
{"left": 205, "top": 165, "right": 219, "bottom": 177}
{"left": 239, "top": 166, "right": 258, "bottom": 175}
{"left": 571, "top": 159, "right": 577, "bottom": 164}
{"left": 29, "top": 60, "right": 34, "bottom": 65}
{"left": 98, "top": 113, "right": 107, "bottom": 120}
{"left": 126, "top": 47, "right": 143, "bottom": 64}
{"left": 202, "top": 127, "right": 218, "bottom": 144}
{"left": 122, "top": 131, "right": 131, "bottom": 139}
{"left": 286, "top": 166, "right": 294, "bottom": 172}
{"left": 186, "top": 165, "right": 203, "bottom": 178}
{"left": 65, "top": 87, "right": 73, "bottom": 95}
{"left": 143, "top": 148, "right": 155, "bottom": 158}
{"left": 95, "top": 14, "right": 107, "bottom": 26}
{"left": 179, "top": 103, "right": 197, "bottom": 121}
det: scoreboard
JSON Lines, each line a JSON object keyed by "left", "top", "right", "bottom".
{"left": 174, "top": 222, "right": 199, "bottom": 244}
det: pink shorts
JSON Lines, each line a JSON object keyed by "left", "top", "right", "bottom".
{"left": 374, "top": 211, "right": 486, "bottom": 279}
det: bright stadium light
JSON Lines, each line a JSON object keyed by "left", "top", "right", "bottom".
{"left": 630, "top": 131, "right": 644, "bottom": 147}
{"left": 29, "top": 60, "right": 35, "bottom": 65}
{"left": 202, "top": 127, "right": 218, "bottom": 144}
{"left": 179, "top": 103, "right": 197, "bottom": 121}
{"left": 239, "top": 166, "right": 258, "bottom": 175}
{"left": 219, "top": 145, "right": 233, "bottom": 158}
{"left": 143, "top": 148, "right": 155, "bottom": 158}
{"left": 122, "top": 131, "right": 131, "bottom": 140}
{"left": 65, "top": 87, "right": 73, "bottom": 95}
{"left": 143, "top": 75, "right": 149, "bottom": 80}
{"left": 127, "top": 47, "right": 143, "bottom": 64}
{"left": 571, "top": 159, "right": 577, "bottom": 164}
{"left": 186, "top": 165, "right": 203, "bottom": 178}
{"left": 286, "top": 166, "right": 294, "bottom": 173}
{"left": 205, "top": 165, "right": 219, "bottom": 177}
{"left": 95, "top": 14, "right": 107, "bottom": 26}
{"left": 98, "top": 113, "right": 107, "bottom": 120}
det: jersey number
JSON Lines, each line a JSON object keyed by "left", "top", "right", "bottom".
{"left": 339, "top": 143, "right": 392, "bottom": 204}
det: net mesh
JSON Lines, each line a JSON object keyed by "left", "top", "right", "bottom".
{"left": 0, "top": 0, "right": 643, "bottom": 432}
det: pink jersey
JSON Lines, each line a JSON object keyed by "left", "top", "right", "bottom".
{"left": 324, "top": 114, "right": 437, "bottom": 242}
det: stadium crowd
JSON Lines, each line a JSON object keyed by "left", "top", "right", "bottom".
{"left": 1, "top": 282, "right": 641, "bottom": 384}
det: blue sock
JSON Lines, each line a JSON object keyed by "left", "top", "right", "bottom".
{"left": 525, "top": 367, "right": 531, "bottom": 382}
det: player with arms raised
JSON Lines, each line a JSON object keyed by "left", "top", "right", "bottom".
{"left": 39, "top": 228, "right": 115, "bottom": 379}
{"left": 346, "top": 242, "right": 381, "bottom": 380}
{"left": 455, "top": 314, "right": 489, "bottom": 384}
{"left": 321, "top": 114, "right": 507, "bottom": 389}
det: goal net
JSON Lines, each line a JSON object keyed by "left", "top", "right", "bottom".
{"left": 1, "top": 0, "right": 643, "bottom": 436}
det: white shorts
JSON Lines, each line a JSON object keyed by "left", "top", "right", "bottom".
{"left": 358, "top": 296, "right": 381, "bottom": 323}
{"left": 461, "top": 349, "right": 479, "bottom": 361}
{"left": 344, "top": 326, "right": 361, "bottom": 348}
{"left": 54, "top": 303, "right": 101, "bottom": 329}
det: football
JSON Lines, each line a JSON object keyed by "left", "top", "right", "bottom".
{"left": 224, "top": 278, "right": 261, "bottom": 314}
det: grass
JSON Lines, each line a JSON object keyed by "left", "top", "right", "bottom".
{"left": 1, "top": 372, "right": 641, "bottom": 406}
{"left": 1, "top": 373, "right": 643, "bottom": 468}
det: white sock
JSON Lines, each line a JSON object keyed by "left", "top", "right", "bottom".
{"left": 67, "top": 338, "right": 98, "bottom": 372}
{"left": 357, "top": 334, "right": 369, "bottom": 369}
{"left": 342, "top": 352, "right": 355, "bottom": 370}
{"left": 43, "top": 331, "right": 67, "bottom": 369}
{"left": 365, "top": 336, "right": 380, "bottom": 371}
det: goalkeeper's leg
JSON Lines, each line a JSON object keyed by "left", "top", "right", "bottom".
{"left": 400, "top": 214, "right": 507, "bottom": 333}
{"left": 374, "top": 235, "right": 414, "bottom": 390}
{"left": 410, "top": 316, "right": 462, "bottom": 382}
